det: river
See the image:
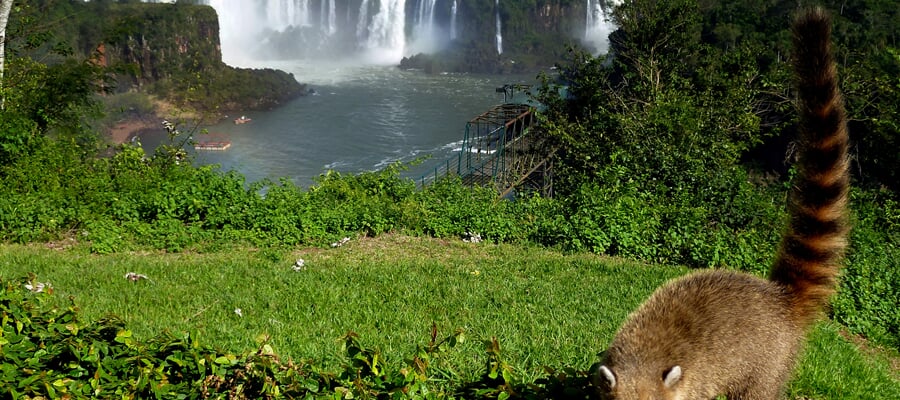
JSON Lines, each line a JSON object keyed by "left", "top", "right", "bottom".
{"left": 140, "top": 61, "right": 538, "bottom": 187}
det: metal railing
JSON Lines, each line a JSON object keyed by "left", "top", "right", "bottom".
{"left": 418, "top": 103, "right": 536, "bottom": 191}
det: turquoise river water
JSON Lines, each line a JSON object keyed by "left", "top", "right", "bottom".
{"left": 139, "top": 61, "right": 538, "bottom": 187}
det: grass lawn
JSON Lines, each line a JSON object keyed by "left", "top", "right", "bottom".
{"left": 2, "top": 234, "right": 897, "bottom": 398}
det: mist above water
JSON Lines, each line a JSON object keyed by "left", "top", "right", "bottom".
{"left": 203, "top": 0, "right": 452, "bottom": 67}
{"left": 584, "top": 0, "right": 619, "bottom": 55}
{"left": 148, "top": 1, "right": 618, "bottom": 65}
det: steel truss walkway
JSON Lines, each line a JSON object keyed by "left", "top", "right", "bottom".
{"left": 418, "top": 102, "right": 556, "bottom": 198}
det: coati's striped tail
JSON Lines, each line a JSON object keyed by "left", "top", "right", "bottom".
{"left": 770, "top": 8, "right": 850, "bottom": 327}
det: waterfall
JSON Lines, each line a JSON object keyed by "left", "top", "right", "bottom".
{"left": 356, "top": 0, "right": 371, "bottom": 42}
{"left": 409, "top": 0, "right": 443, "bottom": 54}
{"left": 317, "top": 0, "right": 335, "bottom": 35}
{"left": 495, "top": 0, "right": 502, "bottom": 55}
{"left": 182, "top": 0, "right": 462, "bottom": 65}
{"left": 298, "top": 0, "right": 311, "bottom": 27}
{"left": 326, "top": 0, "right": 337, "bottom": 35}
{"left": 413, "top": 0, "right": 437, "bottom": 36}
{"left": 450, "top": 0, "right": 458, "bottom": 40}
{"left": 584, "top": 0, "right": 618, "bottom": 54}
{"left": 265, "top": 0, "right": 310, "bottom": 29}
{"left": 363, "top": 0, "right": 406, "bottom": 64}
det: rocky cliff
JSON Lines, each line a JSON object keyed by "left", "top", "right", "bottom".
{"left": 32, "top": 1, "right": 307, "bottom": 112}
{"left": 402, "top": 0, "right": 592, "bottom": 73}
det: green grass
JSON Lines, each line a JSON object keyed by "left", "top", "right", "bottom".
{"left": 2, "top": 234, "right": 898, "bottom": 397}
{"left": 790, "top": 323, "right": 900, "bottom": 399}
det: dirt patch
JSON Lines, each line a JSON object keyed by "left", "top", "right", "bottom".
{"left": 106, "top": 116, "right": 161, "bottom": 144}
{"left": 102, "top": 97, "right": 223, "bottom": 145}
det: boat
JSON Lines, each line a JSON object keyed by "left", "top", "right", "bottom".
{"left": 234, "top": 115, "right": 251, "bottom": 124}
{"left": 193, "top": 141, "right": 232, "bottom": 151}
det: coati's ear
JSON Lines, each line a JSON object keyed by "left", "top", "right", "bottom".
{"left": 597, "top": 365, "right": 616, "bottom": 389}
{"left": 662, "top": 365, "right": 682, "bottom": 388}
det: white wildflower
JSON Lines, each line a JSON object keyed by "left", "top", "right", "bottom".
{"left": 463, "top": 232, "right": 483, "bottom": 243}
{"left": 330, "top": 237, "right": 351, "bottom": 247}
{"left": 24, "top": 281, "right": 52, "bottom": 293}
{"left": 234, "top": 308, "right": 243, "bottom": 317}
{"left": 124, "top": 272, "right": 150, "bottom": 282}
{"left": 292, "top": 258, "right": 306, "bottom": 271}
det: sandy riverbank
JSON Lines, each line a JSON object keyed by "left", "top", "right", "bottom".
{"left": 103, "top": 98, "right": 222, "bottom": 145}
{"left": 106, "top": 117, "right": 160, "bottom": 144}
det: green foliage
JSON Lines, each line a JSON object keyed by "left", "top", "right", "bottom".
{"left": 610, "top": 0, "right": 702, "bottom": 94}
{"left": 18, "top": 0, "right": 307, "bottom": 114}
{"left": 544, "top": 166, "right": 782, "bottom": 271}
{"left": 2, "top": 56, "right": 106, "bottom": 140}
{"left": 408, "top": 176, "right": 520, "bottom": 242}
{"left": 0, "top": 275, "right": 334, "bottom": 399}
{"left": 842, "top": 54, "right": 900, "bottom": 189}
{"left": 3, "top": 249, "right": 897, "bottom": 398}
{"left": 0, "top": 0, "right": 898, "bottom": 390}
{"left": 697, "top": 0, "right": 900, "bottom": 189}
{"left": 0, "top": 112, "right": 40, "bottom": 167}
{"left": 531, "top": 0, "right": 899, "bottom": 350}
{"left": 98, "top": 91, "right": 156, "bottom": 123}
{"left": 832, "top": 188, "right": 900, "bottom": 349}
{"left": 0, "top": 274, "right": 589, "bottom": 399}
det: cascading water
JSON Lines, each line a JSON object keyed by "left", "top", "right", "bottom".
{"left": 320, "top": 0, "right": 337, "bottom": 36}
{"left": 450, "top": 0, "right": 458, "bottom": 40}
{"left": 197, "top": 0, "right": 410, "bottom": 65}
{"left": 148, "top": 0, "right": 617, "bottom": 64}
{"left": 362, "top": 0, "right": 406, "bottom": 64}
{"left": 408, "top": 0, "right": 447, "bottom": 55}
{"left": 413, "top": 0, "right": 436, "bottom": 36}
{"left": 174, "top": 0, "right": 625, "bottom": 66}
{"left": 356, "top": 0, "right": 371, "bottom": 42}
{"left": 495, "top": 0, "right": 503, "bottom": 55}
{"left": 264, "top": 0, "right": 310, "bottom": 29}
{"left": 584, "top": 0, "right": 619, "bottom": 54}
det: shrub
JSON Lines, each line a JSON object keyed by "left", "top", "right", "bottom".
{"left": 832, "top": 189, "right": 900, "bottom": 348}
{"left": 409, "top": 176, "right": 522, "bottom": 242}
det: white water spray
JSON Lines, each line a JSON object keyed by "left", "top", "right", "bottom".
{"left": 584, "top": 0, "right": 618, "bottom": 54}
{"left": 317, "top": 0, "right": 334, "bottom": 35}
{"left": 364, "top": 0, "right": 406, "bottom": 64}
{"left": 413, "top": 0, "right": 437, "bottom": 35}
{"left": 270, "top": 0, "right": 310, "bottom": 29}
{"left": 410, "top": 0, "right": 444, "bottom": 54}
{"left": 356, "top": 0, "right": 371, "bottom": 42}
{"left": 326, "top": 0, "right": 337, "bottom": 35}
{"left": 450, "top": 0, "right": 458, "bottom": 40}
{"left": 495, "top": 0, "right": 502, "bottom": 55}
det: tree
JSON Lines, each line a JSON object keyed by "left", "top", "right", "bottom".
{"left": 609, "top": 0, "right": 702, "bottom": 95}
{"left": 0, "top": 0, "right": 14, "bottom": 109}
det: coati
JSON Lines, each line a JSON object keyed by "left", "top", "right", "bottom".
{"left": 593, "top": 7, "right": 850, "bottom": 400}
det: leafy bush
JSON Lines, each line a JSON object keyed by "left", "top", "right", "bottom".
{"left": 0, "top": 275, "right": 340, "bottom": 398}
{"left": 832, "top": 189, "right": 900, "bottom": 349}
{"left": 409, "top": 176, "right": 522, "bottom": 242}
{"left": 0, "top": 276, "right": 595, "bottom": 399}
{"left": 536, "top": 162, "right": 782, "bottom": 272}
{"left": 0, "top": 112, "right": 41, "bottom": 167}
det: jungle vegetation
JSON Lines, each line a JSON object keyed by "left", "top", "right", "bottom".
{"left": 0, "top": 0, "right": 897, "bottom": 398}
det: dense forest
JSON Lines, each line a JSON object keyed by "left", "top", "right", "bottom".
{"left": 4, "top": 0, "right": 307, "bottom": 118}
{"left": 0, "top": 0, "right": 897, "bottom": 397}
{"left": 534, "top": 0, "right": 899, "bottom": 344}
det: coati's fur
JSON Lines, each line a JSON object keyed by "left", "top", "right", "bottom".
{"left": 593, "top": 8, "right": 850, "bottom": 400}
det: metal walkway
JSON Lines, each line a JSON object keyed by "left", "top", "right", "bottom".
{"left": 418, "top": 94, "right": 556, "bottom": 197}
